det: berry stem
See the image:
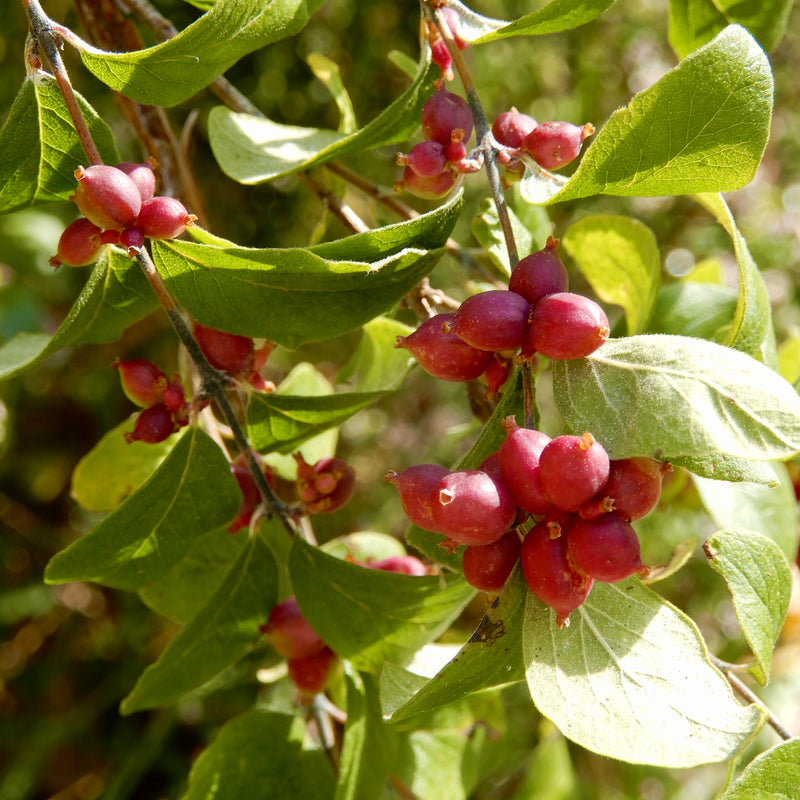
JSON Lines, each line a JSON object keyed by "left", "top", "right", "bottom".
{"left": 522, "top": 361, "right": 536, "bottom": 429}
{"left": 298, "top": 171, "right": 371, "bottom": 234}
{"left": 22, "top": 0, "right": 103, "bottom": 166}
{"left": 134, "top": 248, "right": 296, "bottom": 535}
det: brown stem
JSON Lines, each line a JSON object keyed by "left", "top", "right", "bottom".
{"left": 298, "top": 172, "right": 370, "bottom": 235}
{"left": 521, "top": 361, "right": 536, "bottom": 429}
{"left": 23, "top": 0, "right": 103, "bottom": 165}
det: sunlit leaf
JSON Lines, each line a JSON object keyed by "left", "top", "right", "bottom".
{"left": 717, "top": 739, "right": 800, "bottom": 800}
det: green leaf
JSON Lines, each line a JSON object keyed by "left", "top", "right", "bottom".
{"left": 307, "top": 53, "right": 357, "bottom": 134}
{"left": 471, "top": 198, "right": 534, "bottom": 277}
{"left": 80, "top": 0, "right": 324, "bottom": 107}
{"left": 669, "top": 454, "right": 780, "bottom": 485}
{"left": 703, "top": 530, "right": 792, "bottom": 686}
{"left": 121, "top": 528, "right": 278, "bottom": 713}
{"left": 472, "top": 0, "right": 616, "bottom": 42}
{"left": 668, "top": 0, "right": 793, "bottom": 58}
{"left": 717, "top": 739, "right": 800, "bottom": 800}
{"left": 321, "top": 531, "right": 407, "bottom": 564}
{"left": 0, "top": 76, "right": 119, "bottom": 214}
{"left": 208, "top": 59, "right": 435, "bottom": 183}
{"left": 693, "top": 466, "right": 799, "bottom": 561}
{"left": 695, "top": 193, "right": 776, "bottom": 364}
{"left": 387, "top": 568, "right": 526, "bottom": 724}
{"left": 522, "top": 26, "right": 773, "bottom": 205}
{"left": 44, "top": 428, "right": 240, "bottom": 590}
{"left": 562, "top": 215, "right": 660, "bottom": 335}
{"left": 139, "top": 527, "right": 248, "bottom": 623}
{"left": 179, "top": 710, "right": 335, "bottom": 800}
{"left": 70, "top": 417, "right": 176, "bottom": 512}
{"left": 553, "top": 335, "right": 800, "bottom": 461}
{"left": 524, "top": 580, "right": 764, "bottom": 767}
{"left": 289, "top": 538, "right": 474, "bottom": 673}
{"left": 337, "top": 317, "right": 415, "bottom": 392}
{"left": 0, "top": 249, "right": 158, "bottom": 381}
{"left": 248, "top": 390, "right": 389, "bottom": 454}
{"left": 647, "top": 281, "right": 738, "bottom": 342}
{"left": 153, "top": 239, "right": 449, "bottom": 349}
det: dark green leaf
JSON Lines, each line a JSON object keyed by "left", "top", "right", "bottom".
{"left": 562, "top": 215, "right": 660, "bottom": 335}
{"left": 717, "top": 739, "right": 800, "bottom": 800}
{"left": 703, "top": 530, "right": 792, "bottom": 685}
{"left": 647, "top": 281, "right": 738, "bottom": 342}
{"left": 553, "top": 335, "right": 800, "bottom": 461}
{"left": 524, "top": 580, "right": 764, "bottom": 766}
{"left": 208, "top": 59, "right": 436, "bottom": 183}
{"left": 289, "top": 538, "right": 474, "bottom": 673}
{"left": 0, "top": 249, "right": 157, "bottom": 381}
{"left": 248, "top": 390, "right": 389, "bottom": 454}
{"left": 80, "top": 0, "right": 325, "bottom": 107}
{"left": 153, "top": 239, "right": 449, "bottom": 349}
{"left": 44, "top": 428, "right": 240, "bottom": 590}
{"left": 0, "top": 76, "right": 119, "bottom": 214}
{"left": 121, "top": 528, "right": 278, "bottom": 712}
{"left": 668, "top": 0, "right": 793, "bottom": 58}
{"left": 522, "top": 27, "right": 773, "bottom": 204}
{"left": 180, "top": 710, "right": 334, "bottom": 800}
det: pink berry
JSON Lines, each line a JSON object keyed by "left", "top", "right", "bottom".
{"left": 523, "top": 121, "right": 594, "bottom": 170}
{"left": 71, "top": 164, "right": 142, "bottom": 231}
{"left": 385, "top": 464, "right": 449, "bottom": 532}
{"left": 295, "top": 454, "right": 355, "bottom": 514}
{"left": 431, "top": 470, "right": 516, "bottom": 546}
{"left": 430, "top": 34, "right": 453, "bottom": 78}
{"left": 440, "top": 6, "right": 468, "bottom": 50}
{"left": 497, "top": 416, "right": 552, "bottom": 515}
{"left": 446, "top": 290, "right": 531, "bottom": 352}
{"left": 400, "top": 141, "right": 448, "bottom": 178}
{"left": 492, "top": 109, "right": 538, "bottom": 149}
{"left": 566, "top": 513, "right": 649, "bottom": 583}
{"left": 539, "top": 433, "right": 610, "bottom": 514}
{"left": 136, "top": 196, "right": 196, "bottom": 240}
{"left": 115, "top": 160, "right": 157, "bottom": 201}
{"left": 462, "top": 530, "right": 521, "bottom": 593}
{"left": 579, "top": 457, "right": 668, "bottom": 521}
{"left": 509, "top": 238, "right": 569, "bottom": 306}
{"left": 193, "top": 322, "right": 255, "bottom": 375}
{"left": 396, "top": 313, "right": 494, "bottom": 382}
{"left": 520, "top": 522, "right": 593, "bottom": 627}
{"left": 263, "top": 596, "right": 326, "bottom": 659}
{"left": 49, "top": 218, "right": 104, "bottom": 268}
{"left": 527, "top": 292, "right": 609, "bottom": 360}
{"left": 482, "top": 355, "right": 512, "bottom": 400}
{"left": 397, "top": 165, "right": 457, "bottom": 199}
{"left": 421, "top": 87, "right": 473, "bottom": 146}
{"left": 287, "top": 646, "right": 337, "bottom": 699}
{"left": 112, "top": 358, "right": 168, "bottom": 408}
{"left": 124, "top": 403, "right": 177, "bottom": 444}
{"left": 371, "top": 555, "right": 429, "bottom": 576}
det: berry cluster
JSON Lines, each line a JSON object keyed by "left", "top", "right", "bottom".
{"left": 388, "top": 416, "right": 669, "bottom": 626}
{"left": 294, "top": 453, "right": 356, "bottom": 515}
{"left": 50, "top": 162, "right": 197, "bottom": 268}
{"left": 114, "top": 358, "right": 190, "bottom": 444}
{"left": 396, "top": 238, "right": 610, "bottom": 397}
{"left": 192, "top": 322, "right": 276, "bottom": 392}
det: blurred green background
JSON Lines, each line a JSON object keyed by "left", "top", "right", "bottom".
{"left": 1, "top": 1, "right": 799, "bottom": 798}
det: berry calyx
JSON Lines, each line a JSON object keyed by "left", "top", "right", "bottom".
{"left": 527, "top": 292, "right": 610, "bottom": 360}
{"left": 421, "top": 86, "right": 474, "bottom": 147}
{"left": 71, "top": 164, "right": 142, "bottom": 231}
{"left": 124, "top": 403, "right": 178, "bottom": 444}
{"left": 263, "top": 596, "right": 326, "bottom": 659}
{"left": 385, "top": 464, "right": 449, "bottom": 532}
{"left": 49, "top": 218, "right": 104, "bottom": 269}
{"left": 523, "top": 121, "right": 594, "bottom": 170}
{"left": 193, "top": 322, "right": 255, "bottom": 375}
{"left": 508, "top": 237, "right": 569, "bottom": 306}
{"left": 462, "top": 530, "right": 521, "bottom": 594}
{"left": 446, "top": 290, "right": 531, "bottom": 353}
{"left": 538, "top": 433, "right": 610, "bottom": 513}
{"left": 112, "top": 358, "right": 169, "bottom": 408}
{"left": 396, "top": 313, "right": 494, "bottom": 382}
{"left": 566, "top": 513, "right": 649, "bottom": 582}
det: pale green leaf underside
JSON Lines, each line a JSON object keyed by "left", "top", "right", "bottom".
{"left": 553, "top": 335, "right": 800, "bottom": 461}
{"left": 704, "top": 529, "right": 792, "bottom": 686}
{"left": 80, "top": 0, "right": 325, "bottom": 107}
{"left": 521, "top": 26, "right": 773, "bottom": 205}
{"left": 524, "top": 581, "right": 764, "bottom": 767}
{"left": 717, "top": 739, "right": 800, "bottom": 800}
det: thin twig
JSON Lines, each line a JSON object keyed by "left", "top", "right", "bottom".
{"left": 299, "top": 172, "right": 371, "bottom": 235}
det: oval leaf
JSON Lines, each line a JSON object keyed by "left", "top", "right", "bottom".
{"left": 562, "top": 215, "right": 660, "bottom": 335}
{"left": 80, "top": 0, "right": 325, "bottom": 107}
{"left": 703, "top": 529, "right": 793, "bottom": 686}
{"left": 524, "top": 580, "right": 764, "bottom": 767}
{"left": 289, "top": 538, "right": 474, "bottom": 673}
{"left": 717, "top": 738, "right": 800, "bottom": 800}
{"left": 44, "top": 428, "right": 240, "bottom": 590}
{"left": 553, "top": 335, "right": 800, "bottom": 461}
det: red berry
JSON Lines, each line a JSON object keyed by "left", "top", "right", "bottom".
{"left": 440, "top": 6, "right": 468, "bottom": 50}
{"left": 492, "top": 109, "right": 538, "bottom": 149}
{"left": 520, "top": 522, "right": 593, "bottom": 627}
{"left": 446, "top": 290, "right": 531, "bottom": 352}
{"left": 228, "top": 463, "right": 261, "bottom": 533}
{"left": 539, "top": 433, "right": 610, "bottom": 514}
{"left": 385, "top": 464, "right": 449, "bottom": 531}
{"left": 421, "top": 87, "right": 473, "bottom": 146}
{"left": 462, "top": 530, "right": 521, "bottom": 593}
{"left": 193, "top": 322, "right": 255, "bottom": 375}
{"left": 295, "top": 454, "right": 355, "bottom": 514}
{"left": 119, "top": 226, "right": 145, "bottom": 255}
{"left": 136, "top": 196, "right": 196, "bottom": 240}
{"left": 497, "top": 416, "right": 552, "bottom": 515}
{"left": 430, "top": 34, "right": 453, "bottom": 78}
{"left": 49, "top": 218, "right": 104, "bottom": 268}
{"left": 509, "top": 238, "right": 569, "bottom": 306}
{"left": 115, "top": 160, "right": 157, "bottom": 201}
{"left": 527, "top": 292, "right": 610, "bottom": 360}
{"left": 112, "top": 358, "right": 169, "bottom": 407}
{"left": 161, "top": 379, "right": 187, "bottom": 414}
{"left": 71, "top": 165, "right": 142, "bottom": 231}
{"left": 287, "top": 646, "right": 337, "bottom": 699}
{"left": 124, "top": 403, "right": 177, "bottom": 444}
{"left": 523, "top": 121, "right": 594, "bottom": 170}
{"left": 263, "top": 596, "right": 326, "bottom": 659}
{"left": 580, "top": 457, "right": 668, "bottom": 522}
{"left": 397, "top": 165, "right": 457, "bottom": 199}
{"left": 396, "top": 313, "right": 494, "bottom": 382}
{"left": 371, "top": 555, "right": 429, "bottom": 576}
{"left": 399, "top": 141, "right": 448, "bottom": 178}
{"left": 431, "top": 470, "right": 516, "bottom": 546}
{"left": 566, "top": 513, "right": 649, "bottom": 582}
